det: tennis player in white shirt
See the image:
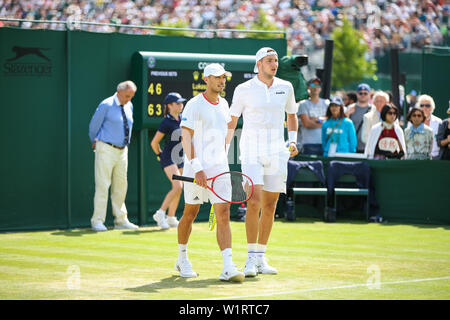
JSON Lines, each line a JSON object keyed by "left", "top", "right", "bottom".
{"left": 175, "top": 63, "right": 245, "bottom": 282}
{"left": 227, "top": 47, "right": 299, "bottom": 277}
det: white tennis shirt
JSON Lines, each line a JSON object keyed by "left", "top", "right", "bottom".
{"left": 180, "top": 93, "right": 231, "bottom": 170}
{"left": 230, "top": 76, "right": 298, "bottom": 158}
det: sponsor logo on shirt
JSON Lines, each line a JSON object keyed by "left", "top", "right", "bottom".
{"left": 275, "top": 91, "right": 285, "bottom": 95}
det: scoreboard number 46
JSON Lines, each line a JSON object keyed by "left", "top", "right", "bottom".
{"left": 148, "top": 82, "right": 162, "bottom": 95}
{"left": 148, "top": 82, "right": 163, "bottom": 117}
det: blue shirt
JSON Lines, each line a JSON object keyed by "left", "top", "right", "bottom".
{"left": 321, "top": 117, "right": 357, "bottom": 156}
{"left": 89, "top": 93, "right": 133, "bottom": 147}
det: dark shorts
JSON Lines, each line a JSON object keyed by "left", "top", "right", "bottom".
{"left": 160, "top": 154, "right": 184, "bottom": 169}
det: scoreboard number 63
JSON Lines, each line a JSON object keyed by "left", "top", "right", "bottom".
{"left": 148, "top": 82, "right": 163, "bottom": 117}
{"left": 148, "top": 103, "right": 162, "bottom": 116}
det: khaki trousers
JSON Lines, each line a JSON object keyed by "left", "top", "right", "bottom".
{"left": 91, "top": 141, "right": 129, "bottom": 226}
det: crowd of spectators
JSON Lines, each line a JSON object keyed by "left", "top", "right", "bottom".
{"left": 298, "top": 78, "right": 449, "bottom": 160}
{"left": 0, "top": 0, "right": 448, "bottom": 57}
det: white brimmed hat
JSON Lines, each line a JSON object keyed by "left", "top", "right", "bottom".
{"left": 203, "top": 63, "right": 232, "bottom": 77}
{"left": 254, "top": 47, "right": 278, "bottom": 73}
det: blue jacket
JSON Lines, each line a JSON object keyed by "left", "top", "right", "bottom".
{"left": 321, "top": 117, "right": 357, "bottom": 156}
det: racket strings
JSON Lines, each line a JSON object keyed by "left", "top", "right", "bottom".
{"left": 230, "top": 173, "right": 252, "bottom": 203}
{"left": 210, "top": 172, "right": 253, "bottom": 204}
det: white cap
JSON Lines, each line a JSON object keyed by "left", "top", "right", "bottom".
{"left": 203, "top": 63, "right": 232, "bottom": 77}
{"left": 254, "top": 47, "right": 278, "bottom": 73}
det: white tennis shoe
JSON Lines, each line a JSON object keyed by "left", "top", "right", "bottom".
{"left": 153, "top": 210, "right": 169, "bottom": 229}
{"left": 219, "top": 264, "right": 245, "bottom": 282}
{"left": 256, "top": 256, "right": 278, "bottom": 274}
{"left": 243, "top": 255, "right": 258, "bottom": 277}
{"left": 175, "top": 259, "right": 198, "bottom": 278}
{"left": 167, "top": 216, "right": 179, "bottom": 228}
{"left": 91, "top": 222, "right": 107, "bottom": 232}
{"left": 114, "top": 221, "right": 139, "bottom": 230}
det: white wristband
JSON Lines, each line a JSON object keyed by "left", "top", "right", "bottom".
{"left": 225, "top": 144, "right": 230, "bottom": 155}
{"left": 288, "top": 131, "right": 298, "bottom": 144}
{"left": 190, "top": 158, "right": 203, "bottom": 173}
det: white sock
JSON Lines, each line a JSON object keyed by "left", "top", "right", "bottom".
{"left": 158, "top": 209, "right": 166, "bottom": 215}
{"left": 222, "top": 248, "right": 233, "bottom": 267}
{"left": 256, "top": 244, "right": 266, "bottom": 259}
{"left": 178, "top": 244, "right": 188, "bottom": 261}
{"left": 248, "top": 243, "right": 257, "bottom": 258}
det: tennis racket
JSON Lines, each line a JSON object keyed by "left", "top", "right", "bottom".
{"left": 208, "top": 205, "right": 216, "bottom": 231}
{"left": 172, "top": 171, "right": 254, "bottom": 204}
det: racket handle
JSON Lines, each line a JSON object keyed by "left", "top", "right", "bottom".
{"left": 172, "top": 174, "right": 195, "bottom": 182}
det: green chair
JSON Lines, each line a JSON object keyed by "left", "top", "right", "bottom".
{"left": 292, "top": 167, "right": 328, "bottom": 205}
{"left": 333, "top": 174, "right": 369, "bottom": 221}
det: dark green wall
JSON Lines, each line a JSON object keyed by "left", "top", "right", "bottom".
{"left": 0, "top": 27, "right": 286, "bottom": 231}
{"left": 1, "top": 28, "right": 449, "bottom": 231}
{"left": 421, "top": 48, "right": 450, "bottom": 121}
{"left": 0, "top": 29, "right": 68, "bottom": 230}
{"left": 292, "top": 156, "right": 450, "bottom": 225}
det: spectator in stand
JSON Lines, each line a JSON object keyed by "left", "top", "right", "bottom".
{"left": 417, "top": 94, "right": 442, "bottom": 159}
{"left": 365, "top": 104, "right": 407, "bottom": 160}
{"left": 321, "top": 96, "right": 357, "bottom": 157}
{"left": 406, "top": 90, "right": 418, "bottom": 111}
{"left": 404, "top": 106, "right": 433, "bottom": 160}
{"left": 361, "top": 90, "right": 390, "bottom": 145}
{"left": 344, "top": 91, "right": 357, "bottom": 107}
{"left": 298, "top": 77, "right": 329, "bottom": 156}
{"left": 0, "top": 0, "right": 447, "bottom": 58}
{"left": 347, "top": 83, "right": 375, "bottom": 153}
{"left": 436, "top": 105, "right": 450, "bottom": 161}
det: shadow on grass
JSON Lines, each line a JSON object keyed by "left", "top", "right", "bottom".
{"left": 50, "top": 229, "right": 99, "bottom": 237}
{"left": 276, "top": 217, "right": 450, "bottom": 229}
{"left": 50, "top": 227, "right": 168, "bottom": 237}
{"left": 126, "top": 275, "right": 260, "bottom": 294}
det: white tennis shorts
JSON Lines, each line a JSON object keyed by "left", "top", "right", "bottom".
{"left": 183, "top": 164, "right": 231, "bottom": 205}
{"left": 241, "top": 150, "right": 290, "bottom": 193}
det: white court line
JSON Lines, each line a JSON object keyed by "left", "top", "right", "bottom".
{"left": 200, "top": 276, "right": 450, "bottom": 300}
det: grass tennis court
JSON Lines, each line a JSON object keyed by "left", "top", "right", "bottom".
{"left": 0, "top": 218, "right": 449, "bottom": 300}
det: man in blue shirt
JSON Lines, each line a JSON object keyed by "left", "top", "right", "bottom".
{"left": 88, "top": 80, "right": 139, "bottom": 231}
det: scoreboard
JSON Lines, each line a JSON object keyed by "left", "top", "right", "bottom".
{"left": 132, "top": 51, "right": 256, "bottom": 129}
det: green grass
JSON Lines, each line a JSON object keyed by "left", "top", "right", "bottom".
{"left": 0, "top": 219, "right": 449, "bottom": 300}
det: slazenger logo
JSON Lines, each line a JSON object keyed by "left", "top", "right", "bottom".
{"left": 3, "top": 46, "right": 52, "bottom": 77}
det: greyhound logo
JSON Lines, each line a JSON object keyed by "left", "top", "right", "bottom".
{"left": 3, "top": 46, "right": 52, "bottom": 76}
{"left": 7, "top": 46, "right": 50, "bottom": 62}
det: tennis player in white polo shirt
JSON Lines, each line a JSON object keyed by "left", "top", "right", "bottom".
{"left": 227, "top": 47, "right": 299, "bottom": 277}
{"left": 175, "top": 63, "right": 245, "bottom": 282}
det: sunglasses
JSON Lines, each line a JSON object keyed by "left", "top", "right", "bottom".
{"left": 309, "top": 83, "right": 321, "bottom": 88}
{"left": 420, "top": 104, "right": 431, "bottom": 108}
{"left": 358, "top": 91, "right": 369, "bottom": 96}
{"left": 411, "top": 114, "right": 423, "bottom": 118}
